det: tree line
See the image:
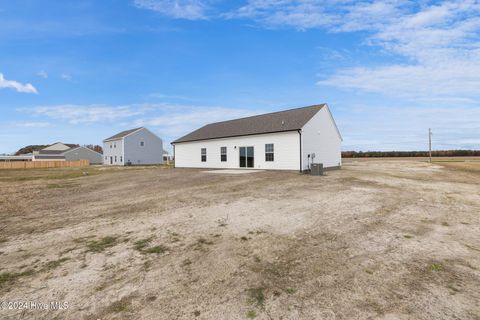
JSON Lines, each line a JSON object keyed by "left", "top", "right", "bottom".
{"left": 342, "top": 150, "right": 480, "bottom": 158}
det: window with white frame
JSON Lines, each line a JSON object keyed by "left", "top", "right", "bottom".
{"left": 265, "top": 143, "right": 274, "bottom": 161}
{"left": 220, "top": 147, "right": 227, "bottom": 162}
{"left": 201, "top": 148, "right": 207, "bottom": 162}
{"left": 115, "top": 156, "right": 117, "bottom": 162}
{"left": 140, "top": 141, "right": 144, "bottom": 147}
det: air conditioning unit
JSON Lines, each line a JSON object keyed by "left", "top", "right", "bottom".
{"left": 310, "top": 163, "right": 324, "bottom": 176}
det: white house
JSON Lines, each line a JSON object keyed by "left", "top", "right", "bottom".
{"left": 103, "top": 127, "right": 163, "bottom": 165}
{"left": 172, "top": 104, "right": 342, "bottom": 171}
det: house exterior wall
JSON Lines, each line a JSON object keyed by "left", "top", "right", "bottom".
{"left": 301, "top": 105, "right": 342, "bottom": 169}
{"left": 64, "top": 147, "right": 103, "bottom": 164}
{"left": 123, "top": 128, "right": 163, "bottom": 165}
{"left": 103, "top": 139, "right": 124, "bottom": 165}
{"left": 173, "top": 131, "right": 300, "bottom": 170}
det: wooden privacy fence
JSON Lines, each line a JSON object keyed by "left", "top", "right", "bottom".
{"left": 0, "top": 160, "right": 90, "bottom": 169}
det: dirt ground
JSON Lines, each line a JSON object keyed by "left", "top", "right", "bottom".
{"left": 0, "top": 160, "right": 479, "bottom": 320}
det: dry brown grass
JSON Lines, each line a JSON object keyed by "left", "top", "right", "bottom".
{"left": 0, "top": 161, "right": 479, "bottom": 319}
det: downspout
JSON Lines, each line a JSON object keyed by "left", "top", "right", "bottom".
{"left": 172, "top": 144, "right": 175, "bottom": 168}
{"left": 298, "top": 130, "right": 302, "bottom": 173}
{"left": 122, "top": 139, "right": 125, "bottom": 166}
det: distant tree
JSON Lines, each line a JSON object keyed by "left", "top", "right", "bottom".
{"left": 84, "top": 144, "right": 103, "bottom": 154}
{"left": 342, "top": 150, "right": 480, "bottom": 158}
{"left": 15, "top": 145, "right": 49, "bottom": 156}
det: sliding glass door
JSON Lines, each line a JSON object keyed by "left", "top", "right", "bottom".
{"left": 239, "top": 146, "right": 254, "bottom": 168}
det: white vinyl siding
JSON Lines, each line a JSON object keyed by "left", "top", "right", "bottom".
{"left": 103, "top": 138, "right": 123, "bottom": 165}
{"left": 301, "top": 105, "right": 342, "bottom": 169}
{"left": 174, "top": 131, "right": 300, "bottom": 170}
{"left": 123, "top": 128, "right": 163, "bottom": 165}
{"left": 63, "top": 146, "right": 103, "bottom": 164}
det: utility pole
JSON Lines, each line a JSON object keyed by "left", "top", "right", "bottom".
{"left": 429, "top": 128, "right": 432, "bottom": 163}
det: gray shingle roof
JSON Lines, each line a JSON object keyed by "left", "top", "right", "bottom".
{"left": 172, "top": 104, "right": 325, "bottom": 144}
{"left": 104, "top": 127, "right": 143, "bottom": 142}
{"left": 38, "top": 149, "right": 70, "bottom": 155}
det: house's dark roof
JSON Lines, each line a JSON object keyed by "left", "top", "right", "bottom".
{"left": 34, "top": 155, "right": 66, "bottom": 160}
{"left": 104, "top": 127, "right": 143, "bottom": 142}
{"left": 38, "top": 146, "right": 103, "bottom": 155}
{"left": 172, "top": 104, "right": 325, "bottom": 144}
{"left": 38, "top": 149, "right": 69, "bottom": 155}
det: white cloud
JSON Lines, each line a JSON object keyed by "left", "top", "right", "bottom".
{"left": 229, "top": 0, "right": 403, "bottom": 31}
{"left": 134, "top": 104, "right": 262, "bottom": 138}
{"left": 15, "top": 121, "right": 51, "bottom": 128}
{"left": 338, "top": 104, "right": 480, "bottom": 151}
{"left": 37, "top": 70, "right": 48, "bottom": 79}
{"left": 31, "top": 105, "right": 145, "bottom": 124}
{"left": 229, "top": 0, "right": 480, "bottom": 101}
{"left": 60, "top": 73, "right": 72, "bottom": 81}
{"left": 0, "top": 73, "right": 38, "bottom": 94}
{"left": 28, "top": 103, "right": 260, "bottom": 140}
{"left": 133, "top": 0, "right": 208, "bottom": 20}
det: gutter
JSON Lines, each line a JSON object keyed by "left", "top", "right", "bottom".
{"left": 298, "top": 129, "right": 302, "bottom": 173}
{"left": 171, "top": 129, "right": 300, "bottom": 144}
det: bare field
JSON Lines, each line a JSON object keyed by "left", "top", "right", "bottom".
{"left": 0, "top": 161, "right": 479, "bottom": 320}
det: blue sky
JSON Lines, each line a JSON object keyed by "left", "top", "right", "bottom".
{"left": 1, "top": 0, "right": 479, "bottom": 154}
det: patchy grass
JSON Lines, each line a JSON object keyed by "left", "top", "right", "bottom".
{"left": 181, "top": 259, "right": 192, "bottom": 267}
{"left": 430, "top": 263, "right": 443, "bottom": 272}
{"left": 133, "top": 237, "right": 154, "bottom": 251}
{"left": 0, "top": 169, "right": 98, "bottom": 182}
{"left": 193, "top": 237, "right": 214, "bottom": 251}
{"left": 86, "top": 236, "right": 118, "bottom": 253}
{"left": 73, "top": 235, "right": 95, "bottom": 244}
{"left": 404, "top": 234, "right": 413, "bottom": 239}
{"left": 47, "top": 182, "right": 77, "bottom": 189}
{"left": 143, "top": 260, "right": 152, "bottom": 271}
{"left": 246, "top": 310, "right": 257, "bottom": 319}
{"left": 143, "top": 245, "right": 167, "bottom": 254}
{"left": 247, "top": 287, "right": 265, "bottom": 307}
{"left": 0, "top": 269, "right": 35, "bottom": 290}
{"left": 43, "top": 257, "right": 70, "bottom": 271}
{"left": 285, "top": 288, "right": 296, "bottom": 294}
{"left": 60, "top": 247, "right": 77, "bottom": 255}
{"left": 107, "top": 297, "right": 131, "bottom": 313}
{"left": 197, "top": 237, "right": 213, "bottom": 245}
{"left": 95, "top": 282, "right": 108, "bottom": 292}
{"left": 133, "top": 237, "right": 167, "bottom": 254}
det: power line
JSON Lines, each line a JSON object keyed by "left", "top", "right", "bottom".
{"left": 429, "top": 128, "right": 432, "bottom": 163}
